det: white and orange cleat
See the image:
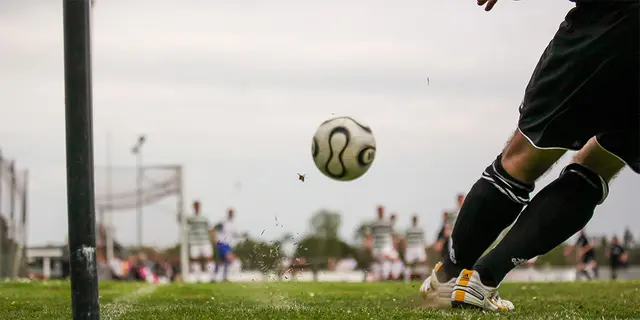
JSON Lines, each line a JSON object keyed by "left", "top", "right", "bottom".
{"left": 418, "top": 262, "right": 457, "bottom": 308}
{"left": 450, "top": 269, "right": 514, "bottom": 311}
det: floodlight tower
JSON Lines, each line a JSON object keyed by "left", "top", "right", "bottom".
{"left": 131, "top": 135, "right": 146, "bottom": 248}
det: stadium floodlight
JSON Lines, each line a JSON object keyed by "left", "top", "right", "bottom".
{"left": 63, "top": 0, "right": 100, "bottom": 319}
{"left": 131, "top": 135, "right": 146, "bottom": 247}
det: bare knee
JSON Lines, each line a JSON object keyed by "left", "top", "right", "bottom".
{"left": 572, "top": 137, "right": 626, "bottom": 182}
{"left": 500, "top": 130, "right": 566, "bottom": 184}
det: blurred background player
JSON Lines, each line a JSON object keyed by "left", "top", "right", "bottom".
{"left": 186, "top": 200, "right": 215, "bottom": 283}
{"left": 365, "top": 206, "right": 395, "bottom": 281}
{"left": 449, "top": 193, "right": 465, "bottom": 227}
{"left": 606, "top": 235, "right": 628, "bottom": 280}
{"left": 565, "top": 229, "right": 599, "bottom": 281}
{"left": 389, "top": 213, "right": 404, "bottom": 280}
{"left": 433, "top": 211, "right": 451, "bottom": 261}
{"left": 404, "top": 214, "right": 427, "bottom": 280}
{"left": 213, "top": 208, "right": 240, "bottom": 282}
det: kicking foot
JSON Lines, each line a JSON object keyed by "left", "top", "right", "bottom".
{"left": 451, "top": 269, "right": 514, "bottom": 311}
{"left": 419, "top": 262, "right": 456, "bottom": 308}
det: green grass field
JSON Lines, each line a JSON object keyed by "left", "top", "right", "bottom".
{"left": 1, "top": 280, "right": 639, "bottom": 319}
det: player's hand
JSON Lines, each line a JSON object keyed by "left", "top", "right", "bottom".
{"left": 477, "top": 0, "right": 498, "bottom": 11}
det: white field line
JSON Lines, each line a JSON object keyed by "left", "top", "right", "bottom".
{"left": 102, "top": 285, "right": 158, "bottom": 320}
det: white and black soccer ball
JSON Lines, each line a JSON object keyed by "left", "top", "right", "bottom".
{"left": 311, "top": 116, "right": 376, "bottom": 181}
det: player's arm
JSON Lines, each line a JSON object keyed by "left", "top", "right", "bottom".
{"left": 392, "top": 232, "right": 400, "bottom": 250}
{"left": 433, "top": 238, "right": 444, "bottom": 253}
{"left": 579, "top": 243, "right": 594, "bottom": 256}
{"left": 620, "top": 251, "right": 629, "bottom": 263}
{"left": 402, "top": 232, "right": 409, "bottom": 249}
{"left": 207, "top": 220, "right": 217, "bottom": 243}
{"left": 564, "top": 238, "right": 578, "bottom": 256}
{"left": 620, "top": 247, "right": 629, "bottom": 262}
{"left": 432, "top": 228, "right": 445, "bottom": 253}
{"left": 563, "top": 245, "right": 573, "bottom": 256}
{"left": 363, "top": 230, "right": 373, "bottom": 249}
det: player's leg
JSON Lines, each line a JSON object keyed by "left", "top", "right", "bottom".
{"left": 465, "top": 137, "right": 629, "bottom": 300}
{"left": 454, "top": 138, "right": 627, "bottom": 308}
{"left": 391, "top": 252, "right": 404, "bottom": 280}
{"left": 203, "top": 243, "right": 215, "bottom": 282}
{"left": 381, "top": 248, "right": 394, "bottom": 281}
{"left": 440, "top": 129, "right": 565, "bottom": 282}
{"left": 591, "top": 259, "right": 599, "bottom": 279}
{"left": 189, "top": 244, "right": 203, "bottom": 281}
{"left": 611, "top": 263, "right": 618, "bottom": 280}
{"left": 578, "top": 261, "right": 591, "bottom": 281}
{"left": 371, "top": 249, "right": 382, "bottom": 281}
{"left": 404, "top": 248, "right": 417, "bottom": 280}
{"left": 451, "top": 1, "right": 639, "bottom": 310}
{"left": 220, "top": 244, "right": 234, "bottom": 281}
{"left": 214, "top": 242, "right": 226, "bottom": 281}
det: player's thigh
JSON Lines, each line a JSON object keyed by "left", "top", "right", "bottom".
{"left": 409, "top": 247, "right": 426, "bottom": 263}
{"left": 202, "top": 243, "right": 214, "bottom": 259}
{"left": 385, "top": 247, "right": 399, "bottom": 260}
{"left": 501, "top": 130, "right": 565, "bottom": 184}
{"left": 572, "top": 137, "right": 630, "bottom": 182}
{"left": 513, "top": 2, "right": 638, "bottom": 183}
{"left": 189, "top": 244, "right": 201, "bottom": 259}
{"left": 404, "top": 248, "right": 417, "bottom": 263}
{"left": 372, "top": 249, "right": 383, "bottom": 262}
{"left": 417, "top": 249, "right": 427, "bottom": 263}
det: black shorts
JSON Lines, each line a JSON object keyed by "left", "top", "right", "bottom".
{"left": 518, "top": 2, "right": 640, "bottom": 173}
{"left": 581, "top": 253, "right": 595, "bottom": 265}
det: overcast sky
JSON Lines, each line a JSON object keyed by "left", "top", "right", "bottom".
{"left": 1, "top": 0, "right": 638, "bottom": 248}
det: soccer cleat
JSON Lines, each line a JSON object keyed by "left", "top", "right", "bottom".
{"left": 451, "top": 269, "right": 514, "bottom": 311}
{"left": 419, "top": 262, "right": 457, "bottom": 308}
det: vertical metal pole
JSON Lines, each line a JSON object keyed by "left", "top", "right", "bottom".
{"left": 9, "top": 161, "right": 15, "bottom": 241}
{"left": 105, "top": 134, "right": 114, "bottom": 262}
{"left": 17, "top": 170, "right": 28, "bottom": 277}
{"left": 136, "top": 152, "right": 143, "bottom": 248}
{"left": 63, "top": 0, "right": 100, "bottom": 318}
{"left": 7, "top": 161, "right": 16, "bottom": 278}
{"left": 177, "top": 167, "right": 188, "bottom": 280}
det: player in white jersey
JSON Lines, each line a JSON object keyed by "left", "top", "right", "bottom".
{"left": 213, "top": 208, "right": 239, "bottom": 282}
{"left": 186, "top": 200, "right": 214, "bottom": 282}
{"left": 389, "top": 213, "right": 405, "bottom": 280}
{"left": 365, "top": 206, "right": 396, "bottom": 281}
{"left": 404, "top": 215, "right": 427, "bottom": 279}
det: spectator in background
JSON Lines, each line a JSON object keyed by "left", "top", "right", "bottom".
{"left": 623, "top": 227, "right": 634, "bottom": 248}
{"left": 607, "top": 236, "right": 628, "bottom": 280}
{"left": 433, "top": 211, "right": 451, "bottom": 260}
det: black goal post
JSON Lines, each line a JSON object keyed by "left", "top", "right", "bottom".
{"left": 63, "top": 0, "right": 101, "bottom": 319}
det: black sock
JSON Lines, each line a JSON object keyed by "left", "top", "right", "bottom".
{"left": 439, "top": 154, "right": 533, "bottom": 282}
{"left": 474, "top": 163, "right": 608, "bottom": 287}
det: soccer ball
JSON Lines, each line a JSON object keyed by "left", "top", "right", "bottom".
{"left": 311, "top": 116, "right": 376, "bottom": 181}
